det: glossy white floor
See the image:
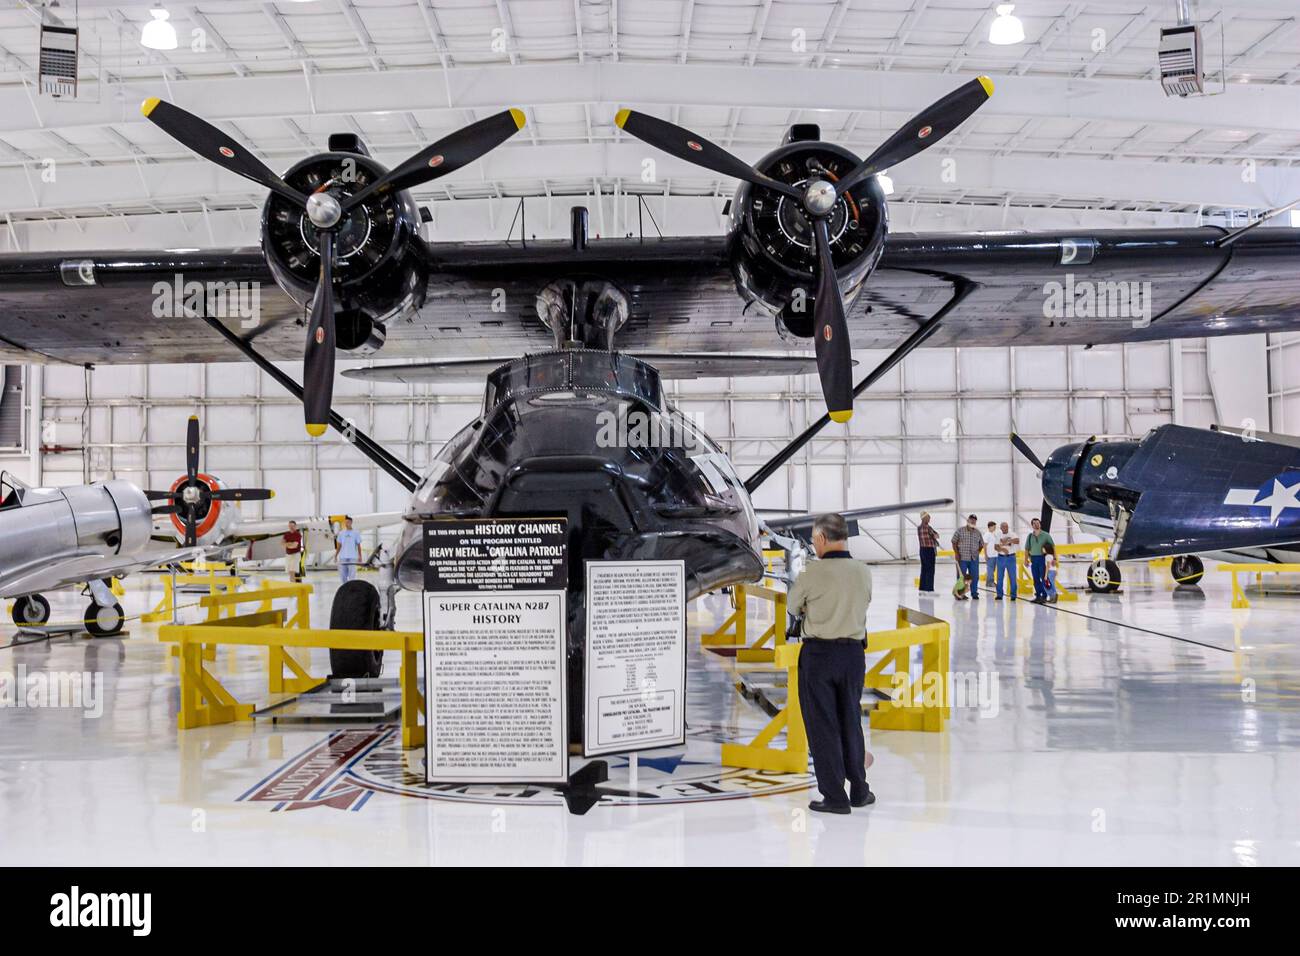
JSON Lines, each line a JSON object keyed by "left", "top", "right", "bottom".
{"left": 1, "top": 560, "right": 1297, "bottom": 867}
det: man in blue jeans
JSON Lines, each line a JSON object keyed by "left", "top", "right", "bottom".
{"left": 951, "top": 514, "right": 984, "bottom": 600}
{"left": 335, "top": 516, "right": 363, "bottom": 584}
{"left": 995, "top": 521, "right": 1019, "bottom": 600}
{"left": 1025, "top": 517, "right": 1054, "bottom": 603}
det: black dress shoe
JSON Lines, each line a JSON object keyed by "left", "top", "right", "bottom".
{"left": 809, "top": 800, "right": 851, "bottom": 815}
{"left": 850, "top": 790, "right": 876, "bottom": 808}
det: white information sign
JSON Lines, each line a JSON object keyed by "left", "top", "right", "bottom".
{"left": 424, "top": 589, "right": 568, "bottom": 784}
{"left": 583, "top": 560, "right": 687, "bottom": 756}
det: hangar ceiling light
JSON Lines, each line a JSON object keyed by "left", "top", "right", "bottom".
{"left": 989, "top": 4, "right": 1025, "bottom": 46}
{"left": 139, "top": 8, "right": 176, "bottom": 51}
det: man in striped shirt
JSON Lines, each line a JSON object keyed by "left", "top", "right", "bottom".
{"left": 951, "top": 514, "right": 985, "bottom": 600}
{"left": 917, "top": 512, "right": 940, "bottom": 592}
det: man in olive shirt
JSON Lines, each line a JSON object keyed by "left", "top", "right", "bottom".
{"left": 1025, "top": 517, "right": 1055, "bottom": 603}
{"left": 786, "top": 513, "right": 874, "bottom": 814}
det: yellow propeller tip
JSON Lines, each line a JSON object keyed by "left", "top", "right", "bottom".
{"left": 615, "top": 108, "right": 631, "bottom": 129}
{"left": 141, "top": 97, "right": 161, "bottom": 117}
{"left": 269, "top": 491, "right": 276, "bottom": 499}
{"left": 829, "top": 410, "right": 853, "bottom": 424}
{"left": 188, "top": 414, "right": 198, "bottom": 421}
{"left": 509, "top": 108, "right": 526, "bottom": 130}
{"left": 977, "top": 75, "right": 994, "bottom": 97}
{"left": 305, "top": 423, "right": 327, "bottom": 437}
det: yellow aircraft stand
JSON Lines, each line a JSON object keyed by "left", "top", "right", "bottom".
{"left": 721, "top": 605, "right": 952, "bottom": 772}
{"left": 1216, "top": 562, "right": 1300, "bottom": 609}
{"left": 864, "top": 607, "right": 951, "bottom": 732}
{"left": 160, "top": 590, "right": 425, "bottom": 749}
{"left": 721, "top": 641, "right": 808, "bottom": 773}
{"left": 142, "top": 564, "right": 244, "bottom": 623}
{"left": 702, "top": 582, "right": 789, "bottom": 663}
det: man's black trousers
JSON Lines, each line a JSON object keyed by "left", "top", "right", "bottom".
{"left": 919, "top": 546, "right": 936, "bottom": 591}
{"left": 798, "top": 639, "right": 868, "bottom": 807}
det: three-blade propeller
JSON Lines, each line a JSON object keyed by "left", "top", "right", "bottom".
{"left": 615, "top": 76, "right": 993, "bottom": 422}
{"left": 145, "top": 416, "right": 274, "bottom": 546}
{"left": 141, "top": 98, "right": 526, "bottom": 435}
{"left": 1009, "top": 432, "right": 1054, "bottom": 532}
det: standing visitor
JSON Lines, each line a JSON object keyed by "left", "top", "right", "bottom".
{"left": 335, "top": 516, "right": 363, "bottom": 584}
{"left": 917, "top": 512, "right": 939, "bottom": 593}
{"left": 951, "top": 514, "right": 984, "bottom": 600}
{"left": 1026, "top": 518, "right": 1055, "bottom": 603}
{"left": 995, "top": 521, "right": 1019, "bottom": 601}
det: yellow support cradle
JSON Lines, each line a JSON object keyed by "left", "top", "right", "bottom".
{"left": 1216, "top": 562, "right": 1300, "bottom": 609}
{"left": 721, "top": 605, "right": 953, "bottom": 773}
{"left": 159, "top": 614, "right": 427, "bottom": 750}
{"left": 864, "top": 607, "right": 951, "bottom": 732}
{"left": 701, "top": 582, "right": 789, "bottom": 662}
{"left": 141, "top": 565, "right": 244, "bottom": 623}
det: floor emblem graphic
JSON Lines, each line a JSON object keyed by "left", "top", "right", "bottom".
{"left": 240, "top": 725, "right": 811, "bottom": 810}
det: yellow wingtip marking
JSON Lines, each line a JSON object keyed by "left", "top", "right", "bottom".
{"left": 305, "top": 423, "right": 327, "bottom": 437}
{"left": 977, "top": 75, "right": 994, "bottom": 97}
{"left": 510, "top": 108, "right": 526, "bottom": 130}
{"left": 615, "top": 109, "right": 631, "bottom": 129}
{"left": 829, "top": 409, "right": 853, "bottom": 423}
{"left": 141, "top": 97, "right": 161, "bottom": 117}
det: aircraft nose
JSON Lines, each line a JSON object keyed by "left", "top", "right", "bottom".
{"left": 1041, "top": 442, "right": 1083, "bottom": 512}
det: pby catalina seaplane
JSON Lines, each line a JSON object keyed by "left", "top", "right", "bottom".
{"left": 3, "top": 76, "right": 1300, "bottom": 697}
{"left": 1014, "top": 424, "right": 1300, "bottom": 592}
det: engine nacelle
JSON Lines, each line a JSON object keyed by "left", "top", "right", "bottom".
{"left": 260, "top": 152, "right": 427, "bottom": 354}
{"left": 726, "top": 141, "right": 889, "bottom": 338}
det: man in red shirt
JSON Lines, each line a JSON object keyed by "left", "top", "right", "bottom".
{"left": 283, "top": 520, "right": 303, "bottom": 582}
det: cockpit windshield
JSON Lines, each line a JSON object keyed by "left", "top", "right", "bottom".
{"left": 0, "top": 471, "right": 29, "bottom": 510}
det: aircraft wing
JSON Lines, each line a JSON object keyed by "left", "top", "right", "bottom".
{"left": 237, "top": 512, "right": 405, "bottom": 562}
{"left": 762, "top": 497, "right": 953, "bottom": 541}
{"left": 2, "top": 228, "right": 1299, "bottom": 366}
{"left": 0, "top": 547, "right": 205, "bottom": 599}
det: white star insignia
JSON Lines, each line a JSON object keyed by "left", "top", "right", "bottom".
{"left": 1253, "top": 478, "right": 1300, "bottom": 524}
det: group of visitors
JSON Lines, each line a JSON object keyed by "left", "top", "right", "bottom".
{"left": 917, "top": 511, "right": 1058, "bottom": 603}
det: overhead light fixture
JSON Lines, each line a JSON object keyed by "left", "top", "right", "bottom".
{"left": 989, "top": 4, "right": 1025, "bottom": 45}
{"left": 876, "top": 171, "right": 895, "bottom": 196}
{"left": 140, "top": 8, "right": 177, "bottom": 51}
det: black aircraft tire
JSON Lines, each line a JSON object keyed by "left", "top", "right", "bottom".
{"left": 328, "top": 580, "right": 384, "bottom": 679}
{"left": 84, "top": 602, "right": 125, "bottom": 637}
{"left": 12, "top": 594, "right": 51, "bottom": 626}
{"left": 1087, "top": 560, "right": 1122, "bottom": 594}
{"left": 1171, "top": 555, "right": 1205, "bottom": 587}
